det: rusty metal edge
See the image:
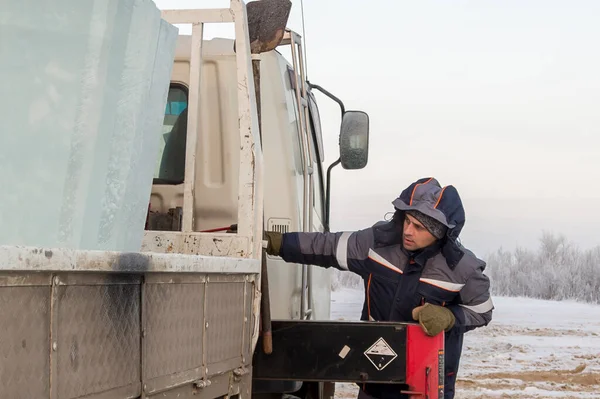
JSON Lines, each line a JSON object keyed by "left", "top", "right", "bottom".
{"left": 0, "top": 245, "right": 259, "bottom": 274}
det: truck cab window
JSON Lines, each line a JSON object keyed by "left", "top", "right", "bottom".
{"left": 154, "top": 84, "right": 188, "bottom": 184}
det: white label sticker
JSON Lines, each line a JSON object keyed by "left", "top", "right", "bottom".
{"left": 338, "top": 345, "right": 351, "bottom": 359}
{"left": 364, "top": 338, "right": 398, "bottom": 371}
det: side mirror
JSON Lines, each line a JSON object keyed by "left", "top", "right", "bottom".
{"left": 339, "top": 111, "right": 369, "bottom": 170}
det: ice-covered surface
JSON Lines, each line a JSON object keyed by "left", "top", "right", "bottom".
{"left": 0, "top": 0, "right": 177, "bottom": 251}
{"left": 331, "top": 287, "right": 600, "bottom": 399}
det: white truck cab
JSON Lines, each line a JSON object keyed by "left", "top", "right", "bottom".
{"left": 143, "top": 10, "right": 370, "bottom": 324}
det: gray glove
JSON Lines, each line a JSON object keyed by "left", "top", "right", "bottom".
{"left": 412, "top": 303, "right": 456, "bottom": 336}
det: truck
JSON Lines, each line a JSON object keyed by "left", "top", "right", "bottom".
{"left": 0, "top": 1, "right": 444, "bottom": 398}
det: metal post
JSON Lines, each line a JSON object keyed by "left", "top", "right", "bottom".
{"left": 289, "top": 33, "right": 310, "bottom": 319}
{"left": 182, "top": 23, "right": 204, "bottom": 232}
{"left": 297, "top": 39, "right": 314, "bottom": 319}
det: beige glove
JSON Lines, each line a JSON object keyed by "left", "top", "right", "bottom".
{"left": 412, "top": 303, "right": 455, "bottom": 336}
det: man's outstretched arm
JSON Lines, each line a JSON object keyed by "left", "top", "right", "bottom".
{"left": 265, "top": 228, "right": 374, "bottom": 276}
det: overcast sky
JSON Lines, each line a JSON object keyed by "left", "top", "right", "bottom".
{"left": 154, "top": 0, "right": 600, "bottom": 256}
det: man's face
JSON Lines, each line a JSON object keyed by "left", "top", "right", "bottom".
{"left": 402, "top": 214, "right": 438, "bottom": 251}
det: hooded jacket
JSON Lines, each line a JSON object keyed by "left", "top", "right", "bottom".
{"left": 277, "top": 177, "right": 493, "bottom": 399}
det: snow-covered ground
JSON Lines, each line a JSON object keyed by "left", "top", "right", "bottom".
{"left": 330, "top": 287, "right": 600, "bottom": 399}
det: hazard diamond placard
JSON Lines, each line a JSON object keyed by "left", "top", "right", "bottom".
{"left": 364, "top": 337, "right": 398, "bottom": 371}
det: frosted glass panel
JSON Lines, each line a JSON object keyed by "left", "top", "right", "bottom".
{"left": 0, "top": 0, "right": 178, "bottom": 251}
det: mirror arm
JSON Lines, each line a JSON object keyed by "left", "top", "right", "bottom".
{"left": 309, "top": 82, "right": 344, "bottom": 233}
{"left": 324, "top": 157, "right": 341, "bottom": 232}
{"left": 307, "top": 81, "right": 345, "bottom": 117}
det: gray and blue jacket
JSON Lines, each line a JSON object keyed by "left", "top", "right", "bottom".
{"left": 277, "top": 177, "right": 493, "bottom": 399}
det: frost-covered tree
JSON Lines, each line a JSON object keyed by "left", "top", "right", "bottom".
{"left": 486, "top": 232, "right": 600, "bottom": 303}
{"left": 330, "top": 267, "right": 362, "bottom": 291}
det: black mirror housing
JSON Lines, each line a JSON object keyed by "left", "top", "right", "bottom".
{"left": 339, "top": 111, "right": 369, "bottom": 170}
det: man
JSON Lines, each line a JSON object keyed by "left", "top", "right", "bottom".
{"left": 264, "top": 177, "right": 493, "bottom": 399}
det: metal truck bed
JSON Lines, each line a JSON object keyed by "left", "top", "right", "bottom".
{"left": 0, "top": 245, "right": 260, "bottom": 399}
